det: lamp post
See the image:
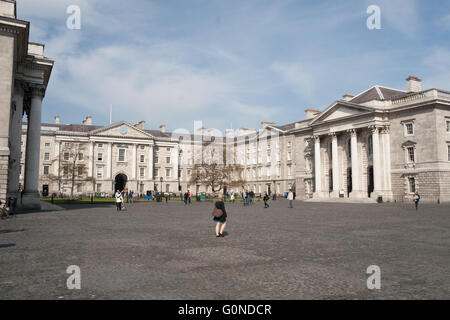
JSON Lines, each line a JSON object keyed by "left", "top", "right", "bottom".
{"left": 273, "top": 180, "right": 277, "bottom": 200}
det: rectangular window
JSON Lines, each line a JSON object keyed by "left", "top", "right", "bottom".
{"left": 97, "top": 167, "right": 103, "bottom": 178}
{"left": 78, "top": 153, "right": 84, "bottom": 161}
{"left": 77, "top": 184, "right": 82, "bottom": 193}
{"left": 166, "top": 168, "right": 171, "bottom": 177}
{"left": 64, "top": 153, "right": 69, "bottom": 161}
{"left": 409, "top": 177, "right": 416, "bottom": 193}
{"left": 98, "top": 153, "right": 103, "bottom": 161}
{"left": 407, "top": 147, "right": 415, "bottom": 163}
{"left": 44, "top": 152, "right": 50, "bottom": 161}
{"left": 447, "top": 120, "right": 450, "bottom": 133}
{"left": 45, "top": 142, "right": 50, "bottom": 148}
{"left": 448, "top": 145, "right": 450, "bottom": 162}
{"left": 140, "top": 167, "right": 145, "bottom": 178}
{"left": 287, "top": 141, "right": 292, "bottom": 147}
{"left": 287, "top": 165, "right": 292, "bottom": 176}
{"left": 63, "top": 167, "right": 68, "bottom": 176}
{"left": 118, "top": 149, "right": 126, "bottom": 162}
{"left": 153, "top": 168, "right": 158, "bottom": 177}
{"left": 154, "top": 156, "right": 159, "bottom": 164}
{"left": 96, "top": 183, "right": 102, "bottom": 192}
{"left": 140, "top": 155, "right": 145, "bottom": 163}
{"left": 405, "top": 123, "right": 414, "bottom": 136}
{"left": 166, "top": 157, "right": 171, "bottom": 164}
{"left": 97, "top": 143, "right": 103, "bottom": 148}
{"left": 43, "top": 166, "right": 49, "bottom": 175}
{"left": 78, "top": 166, "right": 83, "bottom": 176}
{"left": 287, "top": 152, "right": 292, "bottom": 161}
{"left": 140, "top": 145, "right": 145, "bottom": 150}
{"left": 155, "top": 146, "right": 159, "bottom": 152}
{"left": 166, "top": 148, "right": 170, "bottom": 152}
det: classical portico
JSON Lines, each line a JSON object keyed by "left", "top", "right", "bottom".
{"left": 0, "top": 1, "right": 54, "bottom": 209}
{"left": 310, "top": 100, "right": 394, "bottom": 201}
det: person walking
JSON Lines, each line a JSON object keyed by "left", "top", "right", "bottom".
{"left": 213, "top": 194, "right": 227, "bottom": 237}
{"left": 187, "top": 190, "right": 192, "bottom": 204}
{"left": 263, "top": 192, "right": 270, "bottom": 208}
{"left": 128, "top": 190, "right": 134, "bottom": 204}
{"left": 115, "top": 190, "right": 123, "bottom": 211}
{"left": 413, "top": 191, "right": 420, "bottom": 210}
{"left": 230, "top": 193, "right": 235, "bottom": 204}
{"left": 242, "top": 190, "right": 247, "bottom": 206}
{"left": 184, "top": 192, "right": 188, "bottom": 205}
{"left": 288, "top": 189, "right": 294, "bottom": 208}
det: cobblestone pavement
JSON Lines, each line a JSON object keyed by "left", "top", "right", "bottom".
{"left": 1, "top": 199, "right": 449, "bottom": 299}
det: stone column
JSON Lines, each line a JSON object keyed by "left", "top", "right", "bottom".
{"left": 330, "top": 132, "right": 340, "bottom": 197}
{"left": 148, "top": 145, "right": 153, "bottom": 180}
{"left": 22, "top": 86, "right": 45, "bottom": 209}
{"left": 349, "top": 129, "right": 364, "bottom": 198}
{"left": 313, "top": 135, "right": 324, "bottom": 198}
{"left": 132, "top": 144, "right": 137, "bottom": 179}
{"left": 107, "top": 143, "right": 112, "bottom": 179}
{"left": 381, "top": 126, "right": 393, "bottom": 201}
{"left": 371, "top": 126, "right": 382, "bottom": 198}
{"left": 7, "top": 82, "right": 24, "bottom": 198}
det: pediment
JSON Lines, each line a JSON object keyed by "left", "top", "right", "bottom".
{"left": 310, "top": 102, "right": 374, "bottom": 125}
{"left": 89, "top": 122, "right": 153, "bottom": 139}
{"left": 401, "top": 140, "right": 417, "bottom": 147}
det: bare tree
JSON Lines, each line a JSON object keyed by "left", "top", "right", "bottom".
{"left": 190, "top": 162, "right": 246, "bottom": 194}
{"left": 49, "top": 142, "right": 92, "bottom": 199}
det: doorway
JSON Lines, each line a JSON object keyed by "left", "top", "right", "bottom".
{"left": 367, "top": 166, "right": 374, "bottom": 197}
{"left": 114, "top": 173, "right": 127, "bottom": 191}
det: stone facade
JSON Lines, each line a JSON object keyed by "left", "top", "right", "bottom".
{"left": 20, "top": 77, "right": 450, "bottom": 203}
{"left": 0, "top": 0, "right": 53, "bottom": 209}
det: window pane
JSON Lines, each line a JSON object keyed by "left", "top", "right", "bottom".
{"left": 119, "top": 149, "right": 125, "bottom": 161}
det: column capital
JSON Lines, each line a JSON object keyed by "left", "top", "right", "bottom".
{"left": 30, "top": 85, "right": 46, "bottom": 98}
{"left": 381, "top": 125, "right": 391, "bottom": 134}
{"left": 13, "top": 80, "right": 25, "bottom": 96}
{"left": 369, "top": 125, "right": 380, "bottom": 134}
{"left": 347, "top": 128, "right": 357, "bottom": 136}
{"left": 328, "top": 131, "right": 337, "bottom": 137}
{"left": 312, "top": 135, "right": 321, "bottom": 142}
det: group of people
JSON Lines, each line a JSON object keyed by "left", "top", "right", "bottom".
{"left": 114, "top": 189, "right": 134, "bottom": 211}
{"left": 183, "top": 191, "right": 192, "bottom": 205}
{"left": 241, "top": 190, "right": 255, "bottom": 206}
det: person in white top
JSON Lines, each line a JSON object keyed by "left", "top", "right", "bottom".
{"left": 287, "top": 190, "right": 294, "bottom": 208}
{"left": 115, "top": 190, "right": 123, "bottom": 211}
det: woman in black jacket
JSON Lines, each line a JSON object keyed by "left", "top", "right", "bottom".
{"left": 213, "top": 194, "right": 227, "bottom": 237}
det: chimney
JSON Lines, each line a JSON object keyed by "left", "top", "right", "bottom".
{"left": 135, "top": 120, "right": 145, "bottom": 129}
{"left": 196, "top": 126, "right": 206, "bottom": 135}
{"left": 342, "top": 93, "right": 354, "bottom": 101}
{"left": 82, "top": 115, "right": 92, "bottom": 125}
{"left": 305, "top": 108, "right": 320, "bottom": 120}
{"left": 0, "top": 0, "right": 17, "bottom": 19}
{"left": 159, "top": 124, "right": 166, "bottom": 133}
{"left": 406, "top": 76, "right": 422, "bottom": 93}
{"left": 225, "top": 129, "right": 234, "bottom": 137}
{"left": 261, "top": 121, "right": 276, "bottom": 129}
{"left": 54, "top": 115, "right": 60, "bottom": 124}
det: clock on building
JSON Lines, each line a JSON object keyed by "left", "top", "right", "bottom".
{"left": 120, "top": 126, "right": 127, "bottom": 135}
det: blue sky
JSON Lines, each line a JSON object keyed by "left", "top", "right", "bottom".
{"left": 18, "top": 0, "right": 450, "bottom": 133}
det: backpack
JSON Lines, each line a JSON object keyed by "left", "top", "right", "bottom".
{"left": 212, "top": 207, "right": 223, "bottom": 218}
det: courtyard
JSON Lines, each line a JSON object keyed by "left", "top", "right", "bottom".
{"left": 0, "top": 199, "right": 449, "bottom": 300}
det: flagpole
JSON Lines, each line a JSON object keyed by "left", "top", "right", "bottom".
{"left": 110, "top": 104, "right": 112, "bottom": 124}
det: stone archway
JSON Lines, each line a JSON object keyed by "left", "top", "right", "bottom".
{"left": 114, "top": 173, "right": 127, "bottom": 192}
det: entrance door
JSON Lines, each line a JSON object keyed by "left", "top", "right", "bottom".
{"left": 367, "top": 166, "right": 374, "bottom": 197}
{"left": 114, "top": 174, "right": 128, "bottom": 191}
{"left": 347, "top": 168, "right": 352, "bottom": 196}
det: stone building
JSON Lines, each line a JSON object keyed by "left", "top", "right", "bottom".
{"left": 21, "top": 76, "right": 450, "bottom": 203}
{"left": 0, "top": 0, "right": 53, "bottom": 209}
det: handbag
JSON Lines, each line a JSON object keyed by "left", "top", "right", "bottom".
{"left": 212, "top": 207, "right": 223, "bottom": 218}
